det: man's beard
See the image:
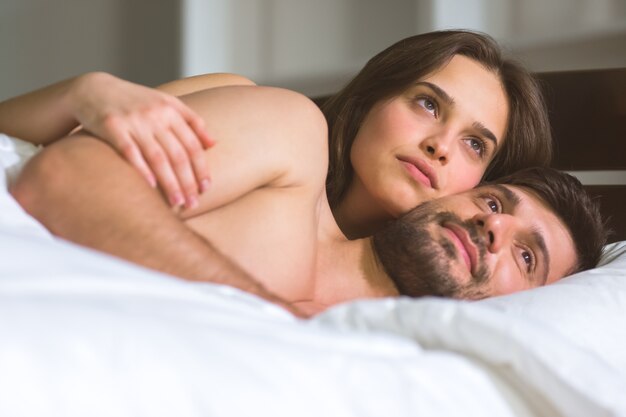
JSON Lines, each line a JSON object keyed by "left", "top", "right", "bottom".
{"left": 372, "top": 201, "right": 490, "bottom": 300}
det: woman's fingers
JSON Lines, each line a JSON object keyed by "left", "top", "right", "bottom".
{"left": 103, "top": 107, "right": 212, "bottom": 208}
{"left": 136, "top": 101, "right": 212, "bottom": 207}
{"left": 128, "top": 123, "right": 185, "bottom": 207}
{"left": 171, "top": 118, "right": 212, "bottom": 193}
{"left": 174, "top": 98, "right": 215, "bottom": 149}
{"left": 117, "top": 134, "right": 157, "bottom": 188}
{"left": 155, "top": 128, "right": 199, "bottom": 208}
{"left": 73, "top": 74, "right": 216, "bottom": 207}
{"left": 169, "top": 99, "right": 214, "bottom": 194}
{"left": 100, "top": 115, "right": 157, "bottom": 188}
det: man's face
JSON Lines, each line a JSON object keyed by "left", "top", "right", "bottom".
{"left": 372, "top": 184, "right": 577, "bottom": 299}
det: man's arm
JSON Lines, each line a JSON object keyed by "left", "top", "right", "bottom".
{"left": 11, "top": 86, "right": 327, "bottom": 314}
{"left": 14, "top": 134, "right": 290, "bottom": 309}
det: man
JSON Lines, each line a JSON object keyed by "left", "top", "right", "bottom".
{"left": 10, "top": 85, "right": 606, "bottom": 315}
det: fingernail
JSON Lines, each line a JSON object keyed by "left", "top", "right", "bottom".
{"left": 200, "top": 179, "right": 211, "bottom": 193}
{"left": 186, "top": 195, "right": 199, "bottom": 209}
{"left": 170, "top": 193, "right": 184, "bottom": 207}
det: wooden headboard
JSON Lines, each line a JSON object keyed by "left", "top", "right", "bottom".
{"left": 313, "top": 67, "right": 626, "bottom": 243}
{"left": 537, "top": 69, "right": 626, "bottom": 243}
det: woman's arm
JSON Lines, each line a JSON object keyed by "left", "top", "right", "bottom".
{"left": 0, "top": 72, "right": 215, "bottom": 208}
{"left": 0, "top": 73, "right": 89, "bottom": 145}
{"left": 0, "top": 71, "right": 257, "bottom": 207}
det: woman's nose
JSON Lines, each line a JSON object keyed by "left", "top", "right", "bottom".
{"left": 420, "top": 131, "right": 453, "bottom": 164}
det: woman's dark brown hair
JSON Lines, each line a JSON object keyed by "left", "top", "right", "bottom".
{"left": 321, "top": 30, "right": 552, "bottom": 208}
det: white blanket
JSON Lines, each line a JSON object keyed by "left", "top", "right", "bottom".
{"left": 1, "top": 134, "right": 626, "bottom": 417}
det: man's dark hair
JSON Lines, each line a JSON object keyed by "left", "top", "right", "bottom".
{"left": 491, "top": 167, "right": 608, "bottom": 273}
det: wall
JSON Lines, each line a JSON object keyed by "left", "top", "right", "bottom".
{"left": 180, "top": 0, "right": 626, "bottom": 96}
{"left": 417, "top": 0, "right": 626, "bottom": 72}
{"left": 2, "top": 0, "right": 625, "bottom": 98}
{"left": 0, "top": 0, "right": 180, "bottom": 100}
{"left": 181, "top": 0, "right": 420, "bottom": 96}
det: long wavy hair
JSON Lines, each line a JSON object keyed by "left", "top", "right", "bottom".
{"left": 322, "top": 30, "right": 552, "bottom": 208}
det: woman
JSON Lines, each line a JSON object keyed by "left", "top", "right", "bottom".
{"left": 154, "top": 30, "right": 551, "bottom": 238}
{"left": 321, "top": 30, "right": 550, "bottom": 237}
{"left": 1, "top": 30, "right": 550, "bottom": 236}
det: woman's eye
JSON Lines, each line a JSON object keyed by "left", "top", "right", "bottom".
{"left": 416, "top": 97, "right": 437, "bottom": 116}
{"left": 464, "top": 137, "right": 486, "bottom": 157}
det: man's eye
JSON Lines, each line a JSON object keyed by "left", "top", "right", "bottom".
{"left": 521, "top": 250, "right": 534, "bottom": 273}
{"left": 485, "top": 198, "right": 499, "bottom": 213}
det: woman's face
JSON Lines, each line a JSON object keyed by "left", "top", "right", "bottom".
{"left": 349, "top": 54, "right": 509, "bottom": 218}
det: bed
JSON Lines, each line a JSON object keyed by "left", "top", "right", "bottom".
{"left": 1, "top": 68, "right": 625, "bottom": 417}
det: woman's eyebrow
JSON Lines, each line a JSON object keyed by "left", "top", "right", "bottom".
{"left": 472, "top": 121, "right": 498, "bottom": 147}
{"left": 416, "top": 81, "right": 499, "bottom": 146}
{"left": 416, "top": 81, "right": 455, "bottom": 106}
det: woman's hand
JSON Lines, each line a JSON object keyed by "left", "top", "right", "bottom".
{"left": 69, "top": 72, "right": 214, "bottom": 208}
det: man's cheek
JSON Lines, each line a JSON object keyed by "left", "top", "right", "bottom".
{"left": 489, "top": 264, "right": 527, "bottom": 296}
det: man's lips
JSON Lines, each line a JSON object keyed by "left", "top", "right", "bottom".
{"left": 398, "top": 156, "right": 439, "bottom": 189}
{"left": 443, "top": 222, "right": 478, "bottom": 275}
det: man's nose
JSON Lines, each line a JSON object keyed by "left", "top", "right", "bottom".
{"left": 419, "top": 129, "right": 454, "bottom": 164}
{"left": 473, "top": 212, "right": 518, "bottom": 253}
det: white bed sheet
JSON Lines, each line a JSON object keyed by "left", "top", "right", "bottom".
{"left": 1, "top": 134, "right": 626, "bottom": 417}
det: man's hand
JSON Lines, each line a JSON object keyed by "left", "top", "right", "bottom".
{"left": 69, "top": 72, "right": 214, "bottom": 209}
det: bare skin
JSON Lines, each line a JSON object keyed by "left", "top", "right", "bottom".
{"left": 11, "top": 85, "right": 577, "bottom": 317}
{"left": 0, "top": 71, "right": 257, "bottom": 209}
{"left": 11, "top": 85, "right": 329, "bottom": 316}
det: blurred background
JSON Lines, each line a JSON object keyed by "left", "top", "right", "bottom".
{"left": 1, "top": 0, "right": 625, "bottom": 100}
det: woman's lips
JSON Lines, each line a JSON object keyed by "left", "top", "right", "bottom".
{"left": 398, "top": 157, "right": 438, "bottom": 189}
{"left": 443, "top": 223, "right": 478, "bottom": 275}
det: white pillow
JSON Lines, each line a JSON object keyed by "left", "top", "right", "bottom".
{"left": 478, "top": 240, "right": 626, "bottom": 375}
{"left": 316, "top": 244, "right": 626, "bottom": 417}
{"left": 0, "top": 133, "right": 41, "bottom": 187}
{"left": 0, "top": 134, "right": 51, "bottom": 239}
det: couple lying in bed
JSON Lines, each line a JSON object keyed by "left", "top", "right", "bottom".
{"left": 3, "top": 30, "right": 607, "bottom": 316}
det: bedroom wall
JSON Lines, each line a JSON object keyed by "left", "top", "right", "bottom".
{"left": 2, "top": 0, "right": 625, "bottom": 99}
{"left": 180, "top": 0, "right": 626, "bottom": 96}
{"left": 0, "top": 0, "right": 180, "bottom": 100}
{"left": 179, "top": 0, "right": 421, "bottom": 97}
